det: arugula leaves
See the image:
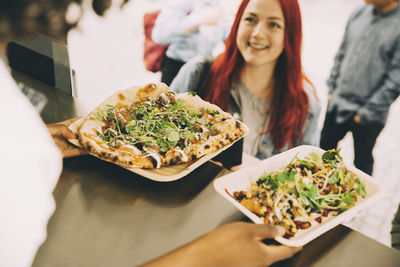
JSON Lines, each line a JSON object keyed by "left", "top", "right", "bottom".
{"left": 97, "top": 95, "right": 221, "bottom": 154}
{"left": 276, "top": 171, "right": 296, "bottom": 183}
{"left": 257, "top": 170, "right": 297, "bottom": 192}
{"left": 322, "top": 149, "right": 343, "bottom": 168}
{"left": 256, "top": 150, "right": 367, "bottom": 214}
{"left": 355, "top": 178, "right": 367, "bottom": 197}
{"left": 328, "top": 172, "right": 339, "bottom": 184}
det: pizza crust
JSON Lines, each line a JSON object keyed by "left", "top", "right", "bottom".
{"left": 78, "top": 83, "right": 248, "bottom": 169}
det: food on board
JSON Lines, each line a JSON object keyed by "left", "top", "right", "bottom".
{"left": 78, "top": 83, "right": 248, "bottom": 168}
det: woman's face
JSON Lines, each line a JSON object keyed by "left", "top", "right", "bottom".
{"left": 236, "top": 0, "right": 285, "bottom": 67}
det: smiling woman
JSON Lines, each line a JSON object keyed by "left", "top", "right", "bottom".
{"left": 171, "top": 0, "right": 321, "bottom": 165}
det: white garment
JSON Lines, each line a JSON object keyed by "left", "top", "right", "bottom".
{"left": 0, "top": 58, "right": 62, "bottom": 266}
{"left": 152, "top": 0, "right": 229, "bottom": 62}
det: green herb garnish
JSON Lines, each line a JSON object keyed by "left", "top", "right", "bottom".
{"left": 96, "top": 93, "right": 221, "bottom": 154}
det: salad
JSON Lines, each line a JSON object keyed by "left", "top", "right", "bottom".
{"left": 232, "top": 149, "right": 367, "bottom": 238}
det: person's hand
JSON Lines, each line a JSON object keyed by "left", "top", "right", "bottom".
{"left": 353, "top": 114, "right": 362, "bottom": 124}
{"left": 230, "top": 164, "right": 242, "bottom": 171}
{"left": 210, "top": 162, "right": 242, "bottom": 172}
{"left": 327, "top": 93, "right": 333, "bottom": 101}
{"left": 47, "top": 118, "right": 87, "bottom": 158}
{"left": 200, "top": 8, "right": 221, "bottom": 26}
{"left": 230, "top": 154, "right": 261, "bottom": 172}
{"left": 185, "top": 8, "right": 222, "bottom": 34}
{"left": 141, "top": 222, "right": 302, "bottom": 267}
{"left": 192, "top": 222, "right": 301, "bottom": 266}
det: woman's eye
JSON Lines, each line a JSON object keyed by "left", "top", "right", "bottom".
{"left": 244, "top": 17, "right": 256, "bottom": 24}
{"left": 270, "top": 22, "right": 281, "bottom": 29}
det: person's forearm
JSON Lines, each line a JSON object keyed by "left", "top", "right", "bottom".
{"left": 185, "top": 24, "right": 200, "bottom": 34}
{"left": 152, "top": 1, "right": 199, "bottom": 44}
{"left": 139, "top": 238, "right": 204, "bottom": 267}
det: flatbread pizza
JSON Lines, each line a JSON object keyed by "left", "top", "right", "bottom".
{"left": 77, "top": 83, "right": 248, "bottom": 169}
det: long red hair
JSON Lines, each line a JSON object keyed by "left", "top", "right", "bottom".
{"left": 201, "top": 0, "right": 310, "bottom": 151}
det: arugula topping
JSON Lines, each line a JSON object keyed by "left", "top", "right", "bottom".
{"left": 96, "top": 92, "right": 226, "bottom": 154}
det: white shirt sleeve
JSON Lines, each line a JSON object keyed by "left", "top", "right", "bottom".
{"left": 0, "top": 60, "right": 62, "bottom": 266}
{"left": 151, "top": 0, "right": 200, "bottom": 45}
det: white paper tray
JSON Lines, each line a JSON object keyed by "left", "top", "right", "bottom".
{"left": 68, "top": 118, "right": 240, "bottom": 182}
{"left": 214, "top": 145, "right": 384, "bottom": 246}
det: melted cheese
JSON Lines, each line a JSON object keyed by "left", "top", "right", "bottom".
{"left": 174, "top": 147, "right": 188, "bottom": 162}
{"left": 83, "top": 132, "right": 112, "bottom": 151}
{"left": 117, "top": 142, "right": 141, "bottom": 160}
{"left": 142, "top": 147, "right": 162, "bottom": 168}
{"left": 199, "top": 124, "right": 209, "bottom": 133}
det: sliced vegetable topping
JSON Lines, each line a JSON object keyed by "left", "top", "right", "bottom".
{"left": 96, "top": 92, "right": 229, "bottom": 155}
{"left": 233, "top": 149, "right": 367, "bottom": 238}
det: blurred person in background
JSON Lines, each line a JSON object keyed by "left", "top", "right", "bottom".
{"left": 0, "top": 0, "right": 299, "bottom": 266}
{"left": 151, "top": 0, "right": 231, "bottom": 86}
{"left": 171, "top": 0, "right": 320, "bottom": 165}
{"left": 320, "top": 0, "right": 400, "bottom": 176}
{"left": 391, "top": 203, "right": 400, "bottom": 250}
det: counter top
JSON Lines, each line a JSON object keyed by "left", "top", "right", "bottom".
{"left": 24, "top": 75, "right": 400, "bottom": 267}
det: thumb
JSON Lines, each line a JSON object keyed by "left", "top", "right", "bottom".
{"left": 250, "top": 224, "right": 286, "bottom": 240}
{"left": 251, "top": 224, "right": 302, "bottom": 264}
{"left": 266, "top": 245, "right": 302, "bottom": 263}
{"left": 49, "top": 124, "right": 77, "bottom": 139}
{"left": 59, "top": 125, "right": 77, "bottom": 139}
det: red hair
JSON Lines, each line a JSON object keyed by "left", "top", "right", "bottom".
{"left": 201, "top": 0, "right": 310, "bottom": 151}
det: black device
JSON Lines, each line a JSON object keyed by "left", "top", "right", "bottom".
{"left": 6, "top": 32, "right": 75, "bottom": 96}
{"left": 213, "top": 138, "right": 244, "bottom": 169}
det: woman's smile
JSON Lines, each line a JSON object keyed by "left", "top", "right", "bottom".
{"left": 247, "top": 41, "right": 269, "bottom": 50}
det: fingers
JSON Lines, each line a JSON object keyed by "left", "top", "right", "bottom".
{"left": 48, "top": 124, "right": 77, "bottom": 140}
{"left": 59, "top": 125, "right": 77, "bottom": 139}
{"left": 47, "top": 122, "right": 87, "bottom": 158}
{"left": 62, "top": 146, "right": 87, "bottom": 158}
{"left": 266, "top": 245, "right": 302, "bottom": 263}
{"left": 52, "top": 136, "right": 87, "bottom": 158}
{"left": 353, "top": 114, "right": 362, "bottom": 124}
{"left": 230, "top": 165, "right": 242, "bottom": 172}
{"left": 210, "top": 160, "right": 223, "bottom": 167}
{"left": 57, "top": 116, "right": 82, "bottom": 126}
{"left": 243, "top": 223, "right": 302, "bottom": 264}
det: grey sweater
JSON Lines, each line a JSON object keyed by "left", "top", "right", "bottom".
{"left": 327, "top": 4, "right": 400, "bottom": 125}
